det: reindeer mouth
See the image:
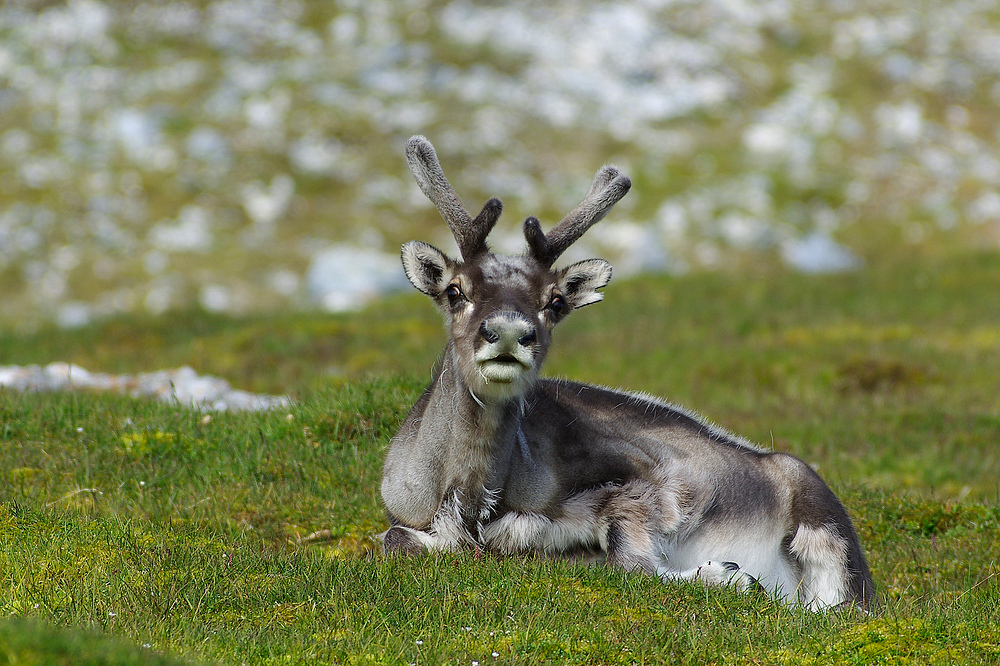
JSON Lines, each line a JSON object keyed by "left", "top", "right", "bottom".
{"left": 491, "top": 353, "right": 520, "bottom": 364}
{"left": 477, "top": 353, "right": 532, "bottom": 385}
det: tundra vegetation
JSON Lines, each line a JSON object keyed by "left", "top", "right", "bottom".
{"left": 2, "top": 244, "right": 1000, "bottom": 664}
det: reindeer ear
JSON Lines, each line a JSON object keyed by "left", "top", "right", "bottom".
{"left": 401, "top": 241, "right": 454, "bottom": 296}
{"left": 557, "top": 259, "right": 613, "bottom": 310}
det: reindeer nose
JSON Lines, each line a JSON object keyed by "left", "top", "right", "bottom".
{"left": 479, "top": 321, "right": 500, "bottom": 344}
{"left": 480, "top": 313, "right": 536, "bottom": 348}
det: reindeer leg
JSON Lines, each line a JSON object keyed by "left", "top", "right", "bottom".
{"left": 598, "top": 480, "right": 765, "bottom": 594}
{"left": 603, "top": 519, "right": 658, "bottom": 574}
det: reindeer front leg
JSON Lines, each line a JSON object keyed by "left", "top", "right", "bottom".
{"left": 382, "top": 489, "right": 486, "bottom": 555}
{"left": 479, "top": 483, "right": 665, "bottom": 570}
{"left": 382, "top": 521, "right": 476, "bottom": 555}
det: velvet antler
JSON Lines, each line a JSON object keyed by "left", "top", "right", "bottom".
{"left": 406, "top": 135, "right": 501, "bottom": 261}
{"left": 524, "top": 165, "right": 631, "bottom": 267}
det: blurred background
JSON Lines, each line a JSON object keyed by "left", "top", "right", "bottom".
{"left": 2, "top": 0, "right": 999, "bottom": 330}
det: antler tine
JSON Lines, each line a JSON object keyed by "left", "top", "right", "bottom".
{"left": 527, "top": 165, "right": 631, "bottom": 266}
{"left": 406, "top": 135, "right": 499, "bottom": 260}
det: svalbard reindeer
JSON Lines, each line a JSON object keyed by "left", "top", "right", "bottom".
{"left": 381, "top": 135, "right": 875, "bottom": 611}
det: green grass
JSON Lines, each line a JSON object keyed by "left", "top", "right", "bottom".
{"left": 2, "top": 249, "right": 1000, "bottom": 664}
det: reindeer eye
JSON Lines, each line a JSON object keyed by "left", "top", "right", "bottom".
{"left": 445, "top": 284, "right": 463, "bottom": 305}
{"left": 548, "top": 295, "right": 566, "bottom": 315}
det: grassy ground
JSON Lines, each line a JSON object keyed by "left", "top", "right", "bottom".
{"left": 2, "top": 247, "right": 1000, "bottom": 664}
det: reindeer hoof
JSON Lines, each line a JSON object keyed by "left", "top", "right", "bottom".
{"left": 380, "top": 526, "right": 427, "bottom": 555}
{"left": 695, "top": 560, "right": 761, "bottom": 591}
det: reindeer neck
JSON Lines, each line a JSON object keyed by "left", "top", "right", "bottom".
{"left": 429, "top": 342, "right": 525, "bottom": 490}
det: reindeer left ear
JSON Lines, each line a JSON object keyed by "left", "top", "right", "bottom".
{"left": 557, "top": 259, "right": 612, "bottom": 309}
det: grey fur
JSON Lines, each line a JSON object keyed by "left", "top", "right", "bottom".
{"left": 382, "top": 136, "right": 875, "bottom": 611}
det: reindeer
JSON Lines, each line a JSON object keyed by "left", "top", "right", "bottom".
{"left": 380, "top": 135, "right": 875, "bottom": 611}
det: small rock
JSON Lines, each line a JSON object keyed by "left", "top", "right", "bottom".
{"left": 0, "top": 362, "right": 289, "bottom": 412}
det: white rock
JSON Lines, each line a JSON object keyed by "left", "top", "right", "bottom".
{"left": 306, "top": 245, "right": 410, "bottom": 312}
{"left": 0, "top": 361, "right": 289, "bottom": 412}
{"left": 241, "top": 174, "right": 295, "bottom": 227}
{"left": 780, "top": 232, "right": 863, "bottom": 274}
{"left": 149, "top": 206, "right": 213, "bottom": 252}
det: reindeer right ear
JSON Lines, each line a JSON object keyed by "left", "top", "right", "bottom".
{"left": 401, "top": 241, "right": 454, "bottom": 297}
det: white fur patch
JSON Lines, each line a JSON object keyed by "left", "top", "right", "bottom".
{"left": 425, "top": 491, "right": 476, "bottom": 550}
{"left": 481, "top": 490, "right": 604, "bottom": 554}
{"left": 481, "top": 512, "right": 551, "bottom": 553}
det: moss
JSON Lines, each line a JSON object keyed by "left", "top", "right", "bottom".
{"left": 757, "top": 618, "right": 1000, "bottom": 665}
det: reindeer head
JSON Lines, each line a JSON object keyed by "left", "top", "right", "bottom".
{"left": 401, "top": 136, "right": 630, "bottom": 402}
